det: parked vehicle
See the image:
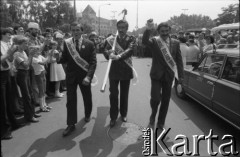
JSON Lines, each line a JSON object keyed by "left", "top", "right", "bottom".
{"left": 175, "top": 48, "right": 240, "bottom": 129}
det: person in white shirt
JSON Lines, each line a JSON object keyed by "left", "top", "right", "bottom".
{"left": 31, "top": 46, "right": 50, "bottom": 112}
{"left": 1, "top": 28, "right": 19, "bottom": 140}
{"left": 187, "top": 39, "right": 201, "bottom": 65}
{"left": 178, "top": 37, "right": 188, "bottom": 68}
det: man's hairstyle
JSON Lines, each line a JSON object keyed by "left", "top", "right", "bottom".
{"left": 116, "top": 20, "right": 129, "bottom": 29}
{"left": 178, "top": 37, "right": 187, "bottom": 43}
{"left": 157, "top": 22, "right": 171, "bottom": 31}
{"left": 45, "top": 27, "right": 53, "bottom": 33}
{"left": 12, "top": 35, "right": 29, "bottom": 45}
{"left": 189, "top": 34, "right": 195, "bottom": 39}
{"left": 205, "top": 35, "right": 215, "bottom": 44}
{"left": 13, "top": 24, "right": 23, "bottom": 34}
{"left": 70, "top": 22, "right": 83, "bottom": 31}
{"left": 43, "top": 32, "right": 52, "bottom": 37}
{"left": 188, "top": 39, "right": 195, "bottom": 44}
{"left": 0, "top": 27, "right": 13, "bottom": 37}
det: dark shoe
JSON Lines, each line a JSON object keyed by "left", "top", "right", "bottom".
{"left": 110, "top": 120, "right": 116, "bottom": 128}
{"left": 28, "top": 117, "right": 39, "bottom": 123}
{"left": 1, "top": 132, "right": 13, "bottom": 140}
{"left": 84, "top": 117, "right": 91, "bottom": 123}
{"left": 121, "top": 116, "right": 127, "bottom": 122}
{"left": 62, "top": 125, "right": 76, "bottom": 137}
{"left": 34, "top": 113, "right": 42, "bottom": 118}
{"left": 149, "top": 115, "right": 155, "bottom": 125}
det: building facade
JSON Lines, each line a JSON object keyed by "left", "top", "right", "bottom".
{"left": 77, "top": 5, "right": 117, "bottom": 37}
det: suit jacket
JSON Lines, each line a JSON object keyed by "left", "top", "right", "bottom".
{"left": 142, "top": 29, "right": 184, "bottom": 81}
{"left": 59, "top": 37, "right": 97, "bottom": 84}
{"left": 103, "top": 35, "right": 135, "bottom": 80}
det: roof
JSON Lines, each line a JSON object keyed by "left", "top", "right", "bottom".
{"left": 186, "top": 28, "right": 202, "bottom": 32}
{"left": 211, "top": 23, "right": 239, "bottom": 33}
{"left": 83, "top": 5, "right": 96, "bottom": 15}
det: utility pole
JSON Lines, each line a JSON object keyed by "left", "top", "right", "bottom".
{"left": 182, "top": 8, "right": 188, "bottom": 14}
{"left": 136, "top": 0, "right": 138, "bottom": 30}
{"left": 74, "top": 0, "right": 76, "bottom": 21}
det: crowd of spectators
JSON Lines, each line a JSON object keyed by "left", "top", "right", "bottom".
{"left": 0, "top": 22, "right": 71, "bottom": 140}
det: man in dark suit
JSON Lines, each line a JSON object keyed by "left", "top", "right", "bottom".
{"left": 103, "top": 20, "right": 135, "bottom": 127}
{"left": 142, "top": 20, "right": 184, "bottom": 130}
{"left": 57, "top": 22, "right": 97, "bottom": 136}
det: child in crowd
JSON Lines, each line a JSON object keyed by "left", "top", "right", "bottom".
{"left": 13, "top": 35, "right": 40, "bottom": 123}
{"left": 31, "top": 45, "right": 50, "bottom": 112}
{"left": 49, "top": 40, "right": 66, "bottom": 98}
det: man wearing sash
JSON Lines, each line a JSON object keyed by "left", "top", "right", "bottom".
{"left": 103, "top": 20, "right": 135, "bottom": 127}
{"left": 142, "top": 20, "right": 184, "bottom": 130}
{"left": 56, "top": 22, "right": 96, "bottom": 136}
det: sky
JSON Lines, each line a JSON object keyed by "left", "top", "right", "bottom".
{"left": 73, "top": 0, "right": 238, "bottom": 31}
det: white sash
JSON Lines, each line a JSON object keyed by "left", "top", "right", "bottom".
{"left": 65, "top": 37, "right": 98, "bottom": 86}
{"left": 106, "top": 35, "right": 138, "bottom": 85}
{"left": 154, "top": 36, "right": 178, "bottom": 86}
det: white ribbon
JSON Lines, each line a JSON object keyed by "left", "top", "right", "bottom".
{"left": 154, "top": 36, "right": 178, "bottom": 87}
{"left": 65, "top": 37, "right": 98, "bottom": 86}
{"left": 106, "top": 36, "right": 138, "bottom": 85}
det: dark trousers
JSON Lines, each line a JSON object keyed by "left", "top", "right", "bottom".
{"left": 109, "top": 79, "right": 130, "bottom": 120}
{"left": 11, "top": 75, "right": 23, "bottom": 112}
{"left": 16, "top": 70, "right": 35, "bottom": 120}
{"left": 45, "top": 64, "right": 55, "bottom": 95}
{"left": 150, "top": 77, "right": 173, "bottom": 127}
{"left": 0, "top": 71, "right": 18, "bottom": 137}
{"left": 66, "top": 79, "right": 92, "bottom": 125}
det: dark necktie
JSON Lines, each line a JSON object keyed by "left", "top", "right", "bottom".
{"left": 75, "top": 39, "right": 80, "bottom": 52}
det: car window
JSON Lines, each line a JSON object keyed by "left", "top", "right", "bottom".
{"left": 222, "top": 57, "right": 240, "bottom": 84}
{"left": 195, "top": 54, "right": 225, "bottom": 77}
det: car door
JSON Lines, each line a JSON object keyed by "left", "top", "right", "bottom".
{"left": 212, "top": 57, "right": 240, "bottom": 128}
{"left": 187, "top": 54, "right": 225, "bottom": 109}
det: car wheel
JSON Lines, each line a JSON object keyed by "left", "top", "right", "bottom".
{"left": 174, "top": 79, "right": 186, "bottom": 99}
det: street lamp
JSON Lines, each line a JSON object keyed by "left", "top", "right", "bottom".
{"left": 98, "top": 3, "right": 111, "bottom": 36}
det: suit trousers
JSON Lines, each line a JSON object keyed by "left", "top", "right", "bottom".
{"left": 109, "top": 79, "right": 130, "bottom": 120}
{"left": 150, "top": 76, "right": 173, "bottom": 127}
{"left": 66, "top": 80, "right": 92, "bottom": 125}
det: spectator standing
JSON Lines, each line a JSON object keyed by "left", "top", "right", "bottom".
{"left": 200, "top": 35, "right": 216, "bottom": 56}
{"left": 13, "top": 35, "right": 40, "bottom": 123}
{"left": 42, "top": 31, "right": 55, "bottom": 97}
{"left": 27, "top": 22, "right": 42, "bottom": 106}
{"left": 1, "top": 28, "right": 21, "bottom": 140}
{"left": 31, "top": 46, "right": 50, "bottom": 112}
{"left": 49, "top": 41, "right": 66, "bottom": 98}
{"left": 178, "top": 37, "right": 188, "bottom": 68}
{"left": 187, "top": 39, "right": 200, "bottom": 65}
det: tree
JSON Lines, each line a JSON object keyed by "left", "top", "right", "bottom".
{"left": 167, "top": 14, "right": 215, "bottom": 31}
{"left": 215, "top": 3, "right": 239, "bottom": 25}
{"left": 0, "top": 0, "right": 12, "bottom": 27}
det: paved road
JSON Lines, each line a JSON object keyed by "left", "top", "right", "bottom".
{"left": 2, "top": 54, "right": 239, "bottom": 157}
